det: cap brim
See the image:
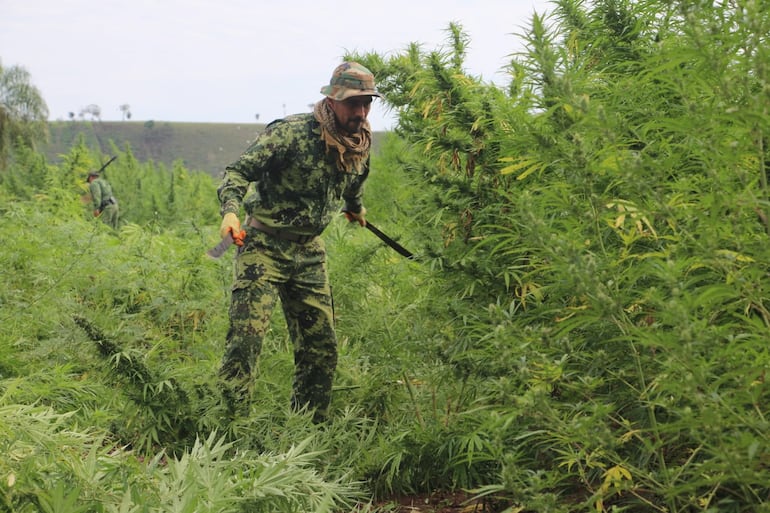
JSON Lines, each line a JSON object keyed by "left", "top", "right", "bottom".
{"left": 321, "top": 85, "right": 381, "bottom": 101}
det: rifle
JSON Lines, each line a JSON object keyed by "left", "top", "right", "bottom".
{"left": 95, "top": 156, "right": 117, "bottom": 175}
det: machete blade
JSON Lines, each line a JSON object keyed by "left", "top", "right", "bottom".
{"left": 364, "top": 221, "right": 415, "bottom": 259}
{"left": 206, "top": 233, "right": 235, "bottom": 259}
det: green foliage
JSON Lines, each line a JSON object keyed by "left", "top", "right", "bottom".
{"left": 0, "top": 412, "right": 359, "bottom": 513}
{"left": 349, "top": 1, "right": 770, "bottom": 511}
{"left": 0, "top": 177, "right": 365, "bottom": 512}
{"left": 4, "top": 2, "right": 770, "bottom": 511}
{"left": 0, "top": 59, "right": 49, "bottom": 170}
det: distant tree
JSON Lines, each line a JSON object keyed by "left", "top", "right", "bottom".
{"left": 119, "top": 104, "right": 131, "bottom": 121}
{"left": 0, "top": 59, "right": 49, "bottom": 169}
{"left": 255, "top": 113, "right": 260, "bottom": 121}
{"left": 79, "top": 104, "right": 101, "bottom": 121}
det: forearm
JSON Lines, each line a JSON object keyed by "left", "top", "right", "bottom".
{"left": 217, "top": 172, "right": 250, "bottom": 216}
{"left": 91, "top": 192, "right": 103, "bottom": 210}
{"left": 342, "top": 160, "right": 369, "bottom": 212}
{"left": 342, "top": 181, "right": 366, "bottom": 213}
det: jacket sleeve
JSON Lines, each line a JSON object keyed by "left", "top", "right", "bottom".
{"left": 217, "top": 122, "right": 289, "bottom": 216}
{"left": 89, "top": 181, "right": 103, "bottom": 210}
{"left": 342, "top": 157, "right": 370, "bottom": 213}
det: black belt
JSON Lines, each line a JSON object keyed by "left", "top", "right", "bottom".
{"left": 247, "top": 218, "right": 315, "bottom": 244}
{"left": 99, "top": 197, "right": 116, "bottom": 209}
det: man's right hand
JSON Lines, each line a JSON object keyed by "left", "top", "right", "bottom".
{"left": 219, "top": 213, "right": 246, "bottom": 246}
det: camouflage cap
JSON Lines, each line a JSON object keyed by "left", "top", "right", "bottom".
{"left": 320, "top": 62, "right": 381, "bottom": 101}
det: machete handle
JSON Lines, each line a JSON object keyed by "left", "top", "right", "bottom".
{"left": 231, "top": 229, "right": 246, "bottom": 246}
{"left": 341, "top": 207, "right": 366, "bottom": 226}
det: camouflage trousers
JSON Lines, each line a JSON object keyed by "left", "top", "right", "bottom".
{"left": 100, "top": 203, "right": 120, "bottom": 230}
{"left": 220, "top": 227, "right": 337, "bottom": 422}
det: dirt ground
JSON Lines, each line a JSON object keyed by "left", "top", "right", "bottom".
{"left": 369, "top": 491, "right": 506, "bottom": 512}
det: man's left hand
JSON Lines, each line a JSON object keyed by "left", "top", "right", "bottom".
{"left": 343, "top": 207, "right": 367, "bottom": 226}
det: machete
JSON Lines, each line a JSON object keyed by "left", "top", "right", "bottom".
{"left": 206, "top": 227, "right": 245, "bottom": 259}
{"left": 363, "top": 221, "right": 415, "bottom": 259}
{"left": 206, "top": 232, "right": 236, "bottom": 259}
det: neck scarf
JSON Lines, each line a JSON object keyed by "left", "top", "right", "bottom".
{"left": 313, "top": 99, "right": 371, "bottom": 174}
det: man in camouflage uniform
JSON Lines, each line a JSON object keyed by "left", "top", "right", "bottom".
{"left": 87, "top": 171, "right": 120, "bottom": 229}
{"left": 216, "top": 62, "right": 380, "bottom": 422}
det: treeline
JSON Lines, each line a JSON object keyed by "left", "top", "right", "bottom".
{"left": 43, "top": 120, "right": 267, "bottom": 177}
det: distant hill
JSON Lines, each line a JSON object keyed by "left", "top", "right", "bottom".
{"left": 44, "top": 120, "right": 386, "bottom": 178}
{"left": 44, "top": 120, "right": 265, "bottom": 178}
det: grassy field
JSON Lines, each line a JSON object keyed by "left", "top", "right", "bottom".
{"left": 44, "top": 120, "right": 387, "bottom": 178}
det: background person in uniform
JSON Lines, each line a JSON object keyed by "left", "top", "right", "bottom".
{"left": 216, "top": 61, "right": 379, "bottom": 422}
{"left": 87, "top": 171, "right": 119, "bottom": 229}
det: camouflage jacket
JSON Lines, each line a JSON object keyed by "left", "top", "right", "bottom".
{"left": 89, "top": 178, "right": 115, "bottom": 210}
{"left": 217, "top": 113, "right": 369, "bottom": 236}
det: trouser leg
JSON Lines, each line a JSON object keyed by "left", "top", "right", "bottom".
{"left": 101, "top": 204, "right": 119, "bottom": 229}
{"left": 219, "top": 237, "right": 280, "bottom": 412}
{"left": 220, "top": 283, "right": 277, "bottom": 381}
{"left": 281, "top": 245, "right": 337, "bottom": 422}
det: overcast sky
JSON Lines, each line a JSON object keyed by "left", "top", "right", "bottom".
{"left": 2, "top": 0, "right": 551, "bottom": 129}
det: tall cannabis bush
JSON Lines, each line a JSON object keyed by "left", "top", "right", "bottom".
{"left": 355, "top": 0, "right": 770, "bottom": 511}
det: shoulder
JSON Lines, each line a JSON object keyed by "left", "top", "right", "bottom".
{"left": 264, "top": 113, "right": 317, "bottom": 137}
{"left": 256, "top": 113, "right": 321, "bottom": 154}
